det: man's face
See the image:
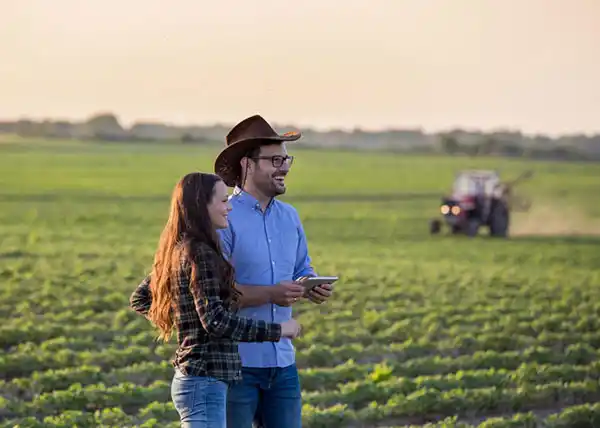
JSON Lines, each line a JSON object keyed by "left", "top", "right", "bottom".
{"left": 248, "top": 143, "right": 293, "bottom": 197}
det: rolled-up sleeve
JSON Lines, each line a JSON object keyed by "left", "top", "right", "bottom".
{"left": 130, "top": 275, "right": 152, "bottom": 315}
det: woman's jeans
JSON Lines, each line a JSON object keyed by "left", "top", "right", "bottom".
{"left": 171, "top": 369, "right": 228, "bottom": 428}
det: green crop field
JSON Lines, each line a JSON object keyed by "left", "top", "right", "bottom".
{"left": 1, "top": 136, "right": 600, "bottom": 427}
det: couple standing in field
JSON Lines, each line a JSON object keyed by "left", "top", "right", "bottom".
{"left": 129, "top": 114, "right": 335, "bottom": 428}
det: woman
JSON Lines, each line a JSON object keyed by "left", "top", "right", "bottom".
{"left": 129, "top": 172, "right": 301, "bottom": 428}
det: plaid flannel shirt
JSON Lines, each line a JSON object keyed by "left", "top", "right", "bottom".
{"left": 129, "top": 242, "right": 282, "bottom": 383}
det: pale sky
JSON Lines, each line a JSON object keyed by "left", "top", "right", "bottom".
{"left": 2, "top": 0, "right": 599, "bottom": 135}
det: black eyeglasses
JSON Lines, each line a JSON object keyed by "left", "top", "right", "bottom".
{"left": 252, "top": 155, "right": 294, "bottom": 168}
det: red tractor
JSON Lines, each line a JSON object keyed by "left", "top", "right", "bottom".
{"left": 429, "top": 169, "right": 532, "bottom": 238}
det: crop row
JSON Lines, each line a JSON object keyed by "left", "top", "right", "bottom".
{"left": 302, "top": 382, "right": 600, "bottom": 427}
{"left": 296, "top": 341, "right": 600, "bottom": 369}
{"left": 0, "top": 345, "right": 171, "bottom": 380}
{"left": 361, "top": 401, "right": 600, "bottom": 428}
{"left": 5, "top": 301, "right": 600, "bottom": 350}
{"left": 0, "top": 402, "right": 179, "bottom": 428}
{"left": 311, "top": 280, "right": 600, "bottom": 314}
{"left": 303, "top": 369, "right": 600, "bottom": 410}
{"left": 4, "top": 323, "right": 600, "bottom": 379}
{"left": 6, "top": 288, "right": 597, "bottom": 324}
{"left": 3, "top": 384, "right": 600, "bottom": 428}
{"left": 295, "top": 331, "right": 600, "bottom": 365}
{"left": 4, "top": 361, "right": 600, "bottom": 421}
{"left": 6, "top": 330, "right": 154, "bottom": 356}
{"left": 3, "top": 355, "right": 600, "bottom": 404}
{"left": 4, "top": 290, "right": 600, "bottom": 345}
{"left": 301, "top": 304, "right": 599, "bottom": 333}
{"left": 9, "top": 324, "right": 600, "bottom": 364}
{"left": 3, "top": 288, "right": 128, "bottom": 317}
{"left": 3, "top": 343, "right": 598, "bottom": 392}
{"left": 0, "top": 311, "right": 145, "bottom": 350}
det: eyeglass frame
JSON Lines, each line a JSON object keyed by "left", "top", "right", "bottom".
{"left": 250, "top": 155, "right": 294, "bottom": 168}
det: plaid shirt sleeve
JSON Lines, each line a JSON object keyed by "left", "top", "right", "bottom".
{"left": 130, "top": 274, "right": 152, "bottom": 316}
{"left": 191, "top": 244, "right": 282, "bottom": 343}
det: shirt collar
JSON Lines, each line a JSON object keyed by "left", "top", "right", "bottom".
{"left": 231, "top": 187, "right": 276, "bottom": 212}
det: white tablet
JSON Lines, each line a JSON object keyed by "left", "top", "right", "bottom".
{"left": 297, "top": 276, "right": 339, "bottom": 290}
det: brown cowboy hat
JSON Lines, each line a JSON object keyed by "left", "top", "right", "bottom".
{"left": 214, "top": 114, "right": 301, "bottom": 187}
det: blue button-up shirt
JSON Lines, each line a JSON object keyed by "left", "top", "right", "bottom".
{"left": 217, "top": 189, "right": 316, "bottom": 368}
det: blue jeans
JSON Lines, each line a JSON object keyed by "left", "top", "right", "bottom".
{"left": 226, "top": 364, "right": 302, "bottom": 428}
{"left": 171, "top": 369, "right": 228, "bottom": 428}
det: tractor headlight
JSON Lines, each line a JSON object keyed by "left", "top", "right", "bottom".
{"left": 451, "top": 206, "right": 461, "bottom": 215}
{"left": 441, "top": 205, "right": 450, "bottom": 214}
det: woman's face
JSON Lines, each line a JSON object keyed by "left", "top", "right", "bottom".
{"left": 208, "top": 180, "right": 232, "bottom": 229}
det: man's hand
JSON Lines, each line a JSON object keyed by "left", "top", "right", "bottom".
{"left": 305, "top": 283, "right": 333, "bottom": 304}
{"left": 270, "top": 281, "right": 305, "bottom": 307}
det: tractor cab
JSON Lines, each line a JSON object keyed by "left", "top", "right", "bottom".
{"left": 452, "top": 170, "right": 500, "bottom": 200}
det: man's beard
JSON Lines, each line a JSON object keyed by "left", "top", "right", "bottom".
{"left": 266, "top": 172, "right": 287, "bottom": 196}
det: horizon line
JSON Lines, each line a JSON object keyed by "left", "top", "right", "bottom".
{"left": 1, "top": 111, "right": 599, "bottom": 138}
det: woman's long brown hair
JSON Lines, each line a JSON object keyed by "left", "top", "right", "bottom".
{"left": 147, "top": 172, "right": 237, "bottom": 341}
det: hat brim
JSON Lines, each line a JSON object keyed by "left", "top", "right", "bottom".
{"left": 214, "top": 133, "right": 301, "bottom": 187}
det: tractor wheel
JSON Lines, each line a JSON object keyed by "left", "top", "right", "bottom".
{"left": 430, "top": 219, "right": 441, "bottom": 235}
{"left": 490, "top": 202, "right": 509, "bottom": 237}
{"left": 466, "top": 219, "right": 480, "bottom": 237}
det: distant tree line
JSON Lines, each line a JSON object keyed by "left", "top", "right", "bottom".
{"left": 0, "top": 112, "right": 598, "bottom": 162}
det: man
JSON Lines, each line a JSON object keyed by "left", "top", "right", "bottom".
{"left": 213, "top": 114, "right": 334, "bottom": 428}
